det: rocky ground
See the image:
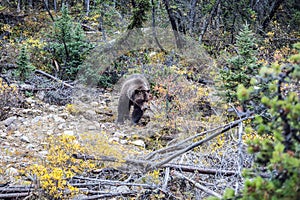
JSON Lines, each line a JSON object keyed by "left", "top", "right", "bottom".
{"left": 0, "top": 84, "right": 253, "bottom": 199}
{"left": 0, "top": 86, "right": 157, "bottom": 185}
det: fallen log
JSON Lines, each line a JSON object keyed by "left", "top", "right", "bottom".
{"left": 35, "top": 70, "right": 74, "bottom": 88}
{"left": 0, "top": 192, "right": 30, "bottom": 199}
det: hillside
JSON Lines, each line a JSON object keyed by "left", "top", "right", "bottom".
{"left": 0, "top": 1, "right": 299, "bottom": 199}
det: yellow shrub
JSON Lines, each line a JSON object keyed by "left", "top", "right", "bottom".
{"left": 65, "top": 104, "right": 80, "bottom": 115}
{"left": 27, "top": 135, "right": 96, "bottom": 199}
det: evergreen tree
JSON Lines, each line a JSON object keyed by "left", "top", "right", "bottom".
{"left": 15, "top": 45, "right": 35, "bottom": 81}
{"left": 48, "top": 4, "right": 93, "bottom": 80}
{"left": 219, "top": 24, "right": 261, "bottom": 109}
{"left": 128, "top": 0, "right": 151, "bottom": 29}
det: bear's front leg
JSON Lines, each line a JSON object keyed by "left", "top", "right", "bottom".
{"left": 131, "top": 104, "right": 144, "bottom": 124}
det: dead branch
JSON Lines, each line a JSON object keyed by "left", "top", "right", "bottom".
{"left": 146, "top": 112, "right": 253, "bottom": 160}
{"left": 81, "top": 24, "right": 97, "bottom": 32}
{"left": 73, "top": 153, "right": 270, "bottom": 179}
{"left": 72, "top": 153, "right": 148, "bottom": 168}
{"left": 73, "top": 114, "right": 255, "bottom": 173}
{"left": 147, "top": 114, "right": 255, "bottom": 170}
{"left": 35, "top": 70, "right": 74, "bottom": 88}
{"left": 72, "top": 176, "right": 157, "bottom": 189}
{"left": 72, "top": 153, "right": 247, "bottom": 176}
{"left": 173, "top": 171, "right": 222, "bottom": 199}
{"left": 75, "top": 181, "right": 177, "bottom": 200}
{"left": 77, "top": 192, "right": 137, "bottom": 200}
{"left": 162, "top": 167, "right": 170, "bottom": 191}
{"left": 96, "top": 111, "right": 114, "bottom": 116}
{"left": 0, "top": 192, "right": 31, "bottom": 199}
{"left": 164, "top": 164, "right": 238, "bottom": 176}
{"left": 0, "top": 63, "right": 17, "bottom": 69}
{"left": 19, "top": 86, "right": 58, "bottom": 91}
{"left": 0, "top": 187, "right": 33, "bottom": 193}
{"left": 146, "top": 124, "right": 224, "bottom": 160}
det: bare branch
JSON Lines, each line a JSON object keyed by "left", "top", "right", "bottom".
{"left": 147, "top": 114, "right": 254, "bottom": 170}
{"left": 162, "top": 167, "right": 170, "bottom": 191}
{"left": 173, "top": 171, "right": 222, "bottom": 199}
{"left": 146, "top": 122, "right": 227, "bottom": 160}
{"left": 0, "top": 193, "right": 31, "bottom": 199}
{"left": 164, "top": 163, "right": 238, "bottom": 176}
{"left": 72, "top": 176, "right": 157, "bottom": 189}
{"left": 35, "top": 70, "right": 74, "bottom": 88}
{"left": 75, "top": 192, "right": 137, "bottom": 200}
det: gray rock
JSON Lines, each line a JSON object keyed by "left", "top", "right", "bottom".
{"left": 113, "top": 131, "right": 127, "bottom": 138}
{"left": 24, "top": 97, "right": 36, "bottom": 104}
{"left": 120, "top": 139, "right": 128, "bottom": 145}
{"left": 64, "top": 130, "right": 75, "bottom": 136}
{"left": 88, "top": 125, "right": 97, "bottom": 130}
{"left": 48, "top": 105, "right": 57, "bottom": 112}
{"left": 31, "top": 116, "right": 42, "bottom": 124}
{"left": 7, "top": 124, "right": 18, "bottom": 131}
{"left": 20, "top": 135, "right": 30, "bottom": 143}
{"left": 58, "top": 113, "right": 68, "bottom": 119}
{"left": 26, "top": 144, "right": 35, "bottom": 150}
{"left": 92, "top": 121, "right": 101, "bottom": 129}
{"left": 84, "top": 110, "right": 97, "bottom": 120}
{"left": 90, "top": 101, "right": 99, "bottom": 107}
{"left": 113, "top": 186, "right": 130, "bottom": 193}
{"left": 57, "top": 123, "right": 65, "bottom": 130}
{"left": 22, "top": 109, "right": 42, "bottom": 115}
{"left": 46, "top": 130, "right": 54, "bottom": 135}
{"left": 14, "top": 131, "right": 22, "bottom": 137}
{"left": 2, "top": 116, "right": 17, "bottom": 126}
{"left": 39, "top": 150, "right": 48, "bottom": 157}
{"left": 131, "top": 140, "right": 145, "bottom": 148}
{"left": 20, "top": 84, "right": 34, "bottom": 90}
{"left": 0, "top": 131, "right": 7, "bottom": 138}
{"left": 53, "top": 115, "right": 65, "bottom": 123}
{"left": 5, "top": 167, "right": 18, "bottom": 177}
{"left": 72, "top": 194, "right": 89, "bottom": 200}
{"left": 36, "top": 91, "right": 45, "bottom": 100}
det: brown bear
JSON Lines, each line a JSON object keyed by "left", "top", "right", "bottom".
{"left": 117, "top": 74, "right": 150, "bottom": 124}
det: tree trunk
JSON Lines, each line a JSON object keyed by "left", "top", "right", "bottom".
{"left": 54, "top": 0, "right": 57, "bottom": 12}
{"left": 44, "top": 0, "right": 54, "bottom": 21}
{"left": 188, "top": 0, "right": 198, "bottom": 35}
{"left": 198, "top": 0, "right": 221, "bottom": 44}
{"left": 151, "top": 0, "right": 165, "bottom": 52}
{"left": 28, "top": 0, "right": 33, "bottom": 9}
{"left": 262, "top": 0, "right": 284, "bottom": 31}
{"left": 98, "top": 11, "right": 106, "bottom": 41}
{"left": 162, "top": 0, "right": 183, "bottom": 49}
{"left": 17, "top": 0, "right": 21, "bottom": 12}
{"left": 85, "top": 0, "right": 90, "bottom": 16}
{"left": 44, "top": 0, "right": 48, "bottom": 9}
{"left": 61, "top": 0, "right": 65, "bottom": 9}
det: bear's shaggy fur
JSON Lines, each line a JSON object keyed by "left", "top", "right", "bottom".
{"left": 117, "top": 74, "right": 150, "bottom": 124}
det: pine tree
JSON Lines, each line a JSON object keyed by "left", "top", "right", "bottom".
{"left": 219, "top": 24, "right": 260, "bottom": 109}
{"left": 15, "top": 45, "right": 35, "bottom": 81}
{"left": 48, "top": 4, "right": 93, "bottom": 80}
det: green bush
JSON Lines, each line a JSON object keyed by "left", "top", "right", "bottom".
{"left": 229, "top": 43, "right": 300, "bottom": 199}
